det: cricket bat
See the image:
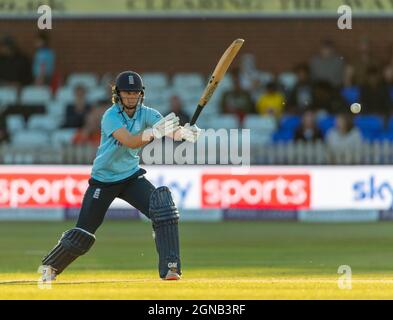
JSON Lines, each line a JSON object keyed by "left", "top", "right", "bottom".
{"left": 190, "top": 38, "right": 245, "bottom": 125}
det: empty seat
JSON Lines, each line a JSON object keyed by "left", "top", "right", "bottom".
{"left": 51, "top": 128, "right": 77, "bottom": 146}
{"left": 318, "top": 115, "right": 336, "bottom": 135}
{"left": 0, "top": 86, "right": 18, "bottom": 106}
{"left": 278, "top": 72, "right": 298, "bottom": 91}
{"left": 27, "top": 114, "right": 60, "bottom": 131}
{"left": 87, "top": 86, "right": 109, "bottom": 104}
{"left": 243, "top": 114, "right": 277, "bottom": 133}
{"left": 173, "top": 73, "right": 205, "bottom": 90}
{"left": 55, "top": 86, "right": 75, "bottom": 105}
{"left": 209, "top": 114, "right": 239, "bottom": 130}
{"left": 354, "top": 115, "right": 384, "bottom": 134}
{"left": 141, "top": 73, "right": 168, "bottom": 90}
{"left": 11, "top": 130, "right": 50, "bottom": 147}
{"left": 6, "top": 115, "right": 25, "bottom": 131}
{"left": 20, "top": 86, "right": 52, "bottom": 106}
{"left": 279, "top": 115, "right": 301, "bottom": 131}
{"left": 67, "top": 73, "right": 98, "bottom": 89}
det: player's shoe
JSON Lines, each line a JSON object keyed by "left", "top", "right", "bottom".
{"left": 41, "top": 265, "right": 57, "bottom": 282}
{"left": 163, "top": 269, "right": 181, "bottom": 280}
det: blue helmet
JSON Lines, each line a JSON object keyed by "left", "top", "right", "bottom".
{"left": 112, "top": 71, "right": 145, "bottom": 104}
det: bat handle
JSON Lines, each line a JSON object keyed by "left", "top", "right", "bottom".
{"left": 190, "top": 105, "right": 203, "bottom": 126}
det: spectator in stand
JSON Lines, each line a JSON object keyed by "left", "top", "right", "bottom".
{"left": 341, "top": 64, "right": 361, "bottom": 106}
{"left": 0, "top": 35, "right": 32, "bottom": 87}
{"left": 347, "top": 37, "right": 380, "bottom": 87}
{"left": 238, "top": 53, "right": 263, "bottom": 101}
{"left": 62, "top": 85, "right": 91, "bottom": 128}
{"left": 72, "top": 101, "right": 106, "bottom": 147}
{"left": 32, "top": 32, "right": 55, "bottom": 86}
{"left": 294, "top": 110, "right": 323, "bottom": 142}
{"left": 256, "top": 81, "right": 285, "bottom": 118}
{"left": 360, "top": 66, "right": 391, "bottom": 118}
{"left": 326, "top": 113, "right": 362, "bottom": 154}
{"left": 220, "top": 68, "right": 255, "bottom": 123}
{"left": 169, "top": 95, "right": 189, "bottom": 126}
{"left": 309, "top": 39, "right": 344, "bottom": 88}
{"left": 313, "top": 80, "right": 345, "bottom": 114}
{"left": 287, "top": 63, "right": 313, "bottom": 114}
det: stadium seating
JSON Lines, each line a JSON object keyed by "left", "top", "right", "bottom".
{"left": 317, "top": 115, "right": 336, "bottom": 136}
{"left": 6, "top": 115, "right": 25, "bottom": 131}
{"left": 20, "top": 86, "right": 52, "bottom": 106}
{"left": 11, "top": 130, "right": 50, "bottom": 147}
{"left": 27, "top": 114, "right": 60, "bottom": 131}
{"left": 173, "top": 73, "right": 205, "bottom": 91}
{"left": 67, "top": 73, "right": 98, "bottom": 89}
{"left": 55, "top": 86, "right": 75, "bottom": 105}
{"left": 278, "top": 72, "right": 298, "bottom": 91}
{"left": 354, "top": 115, "right": 384, "bottom": 141}
{"left": 0, "top": 86, "right": 18, "bottom": 107}
{"left": 141, "top": 73, "right": 169, "bottom": 90}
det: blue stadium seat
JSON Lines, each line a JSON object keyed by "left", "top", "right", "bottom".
{"left": 279, "top": 115, "right": 301, "bottom": 131}
{"left": 377, "top": 131, "right": 393, "bottom": 142}
{"left": 354, "top": 115, "right": 384, "bottom": 134}
{"left": 272, "top": 130, "right": 294, "bottom": 142}
{"left": 317, "top": 115, "right": 335, "bottom": 136}
{"left": 388, "top": 117, "right": 393, "bottom": 132}
{"left": 341, "top": 86, "right": 360, "bottom": 105}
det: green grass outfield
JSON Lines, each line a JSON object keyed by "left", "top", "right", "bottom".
{"left": 1, "top": 221, "right": 393, "bottom": 299}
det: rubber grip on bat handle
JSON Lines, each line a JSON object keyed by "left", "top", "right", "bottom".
{"left": 190, "top": 105, "right": 203, "bottom": 126}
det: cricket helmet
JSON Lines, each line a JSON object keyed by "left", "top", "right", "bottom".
{"left": 112, "top": 71, "right": 145, "bottom": 104}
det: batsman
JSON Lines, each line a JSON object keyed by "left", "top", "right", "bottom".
{"left": 40, "top": 71, "right": 201, "bottom": 281}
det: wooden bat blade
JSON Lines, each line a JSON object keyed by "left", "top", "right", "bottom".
{"left": 198, "top": 38, "right": 244, "bottom": 108}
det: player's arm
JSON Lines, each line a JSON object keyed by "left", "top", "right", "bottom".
{"left": 112, "top": 127, "right": 152, "bottom": 149}
{"left": 113, "top": 113, "right": 180, "bottom": 149}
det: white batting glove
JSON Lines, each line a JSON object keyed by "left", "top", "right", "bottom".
{"left": 180, "top": 123, "right": 201, "bottom": 143}
{"left": 143, "top": 112, "right": 180, "bottom": 141}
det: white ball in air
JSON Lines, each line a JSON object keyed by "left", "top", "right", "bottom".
{"left": 350, "top": 103, "right": 361, "bottom": 114}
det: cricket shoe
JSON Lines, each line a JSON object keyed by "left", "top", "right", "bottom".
{"left": 162, "top": 269, "right": 181, "bottom": 280}
{"left": 41, "top": 265, "right": 57, "bottom": 282}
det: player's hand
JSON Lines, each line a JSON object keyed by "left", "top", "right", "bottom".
{"left": 143, "top": 112, "right": 180, "bottom": 140}
{"left": 181, "top": 123, "right": 201, "bottom": 143}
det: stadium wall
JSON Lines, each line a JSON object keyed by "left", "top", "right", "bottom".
{"left": 1, "top": 18, "right": 392, "bottom": 76}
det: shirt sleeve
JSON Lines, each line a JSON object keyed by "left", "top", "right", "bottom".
{"left": 102, "top": 112, "right": 124, "bottom": 137}
{"left": 146, "top": 108, "right": 163, "bottom": 127}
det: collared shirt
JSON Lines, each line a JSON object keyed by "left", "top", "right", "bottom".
{"left": 91, "top": 103, "right": 163, "bottom": 182}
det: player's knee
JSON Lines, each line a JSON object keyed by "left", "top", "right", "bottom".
{"left": 149, "top": 186, "right": 179, "bottom": 225}
{"left": 60, "top": 228, "right": 96, "bottom": 255}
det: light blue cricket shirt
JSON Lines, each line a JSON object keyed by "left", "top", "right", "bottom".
{"left": 91, "top": 103, "right": 163, "bottom": 183}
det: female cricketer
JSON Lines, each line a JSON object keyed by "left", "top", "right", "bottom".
{"left": 40, "top": 71, "right": 201, "bottom": 281}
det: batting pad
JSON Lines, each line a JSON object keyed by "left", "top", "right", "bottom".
{"left": 42, "top": 228, "right": 96, "bottom": 275}
{"left": 149, "top": 186, "right": 181, "bottom": 278}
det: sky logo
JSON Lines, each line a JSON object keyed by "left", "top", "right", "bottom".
{"left": 353, "top": 176, "right": 393, "bottom": 208}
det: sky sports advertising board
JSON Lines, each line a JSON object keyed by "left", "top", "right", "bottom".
{"left": 1, "top": 165, "right": 393, "bottom": 210}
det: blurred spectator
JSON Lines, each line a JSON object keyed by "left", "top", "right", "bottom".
{"left": 256, "top": 82, "right": 285, "bottom": 118}
{"left": 72, "top": 100, "right": 106, "bottom": 147}
{"left": 32, "top": 32, "right": 55, "bottom": 86}
{"left": 341, "top": 64, "right": 361, "bottom": 106}
{"left": 294, "top": 110, "right": 323, "bottom": 142}
{"left": 288, "top": 64, "right": 313, "bottom": 113}
{"left": 346, "top": 37, "right": 380, "bottom": 87}
{"left": 326, "top": 113, "right": 362, "bottom": 153}
{"left": 238, "top": 53, "right": 263, "bottom": 101}
{"left": 62, "top": 85, "right": 91, "bottom": 128}
{"left": 309, "top": 40, "right": 344, "bottom": 88}
{"left": 0, "top": 35, "right": 32, "bottom": 87}
{"left": 360, "top": 66, "right": 391, "bottom": 117}
{"left": 384, "top": 44, "right": 393, "bottom": 81}
{"left": 313, "top": 80, "right": 345, "bottom": 114}
{"left": 169, "top": 95, "right": 190, "bottom": 126}
{"left": 220, "top": 69, "right": 255, "bottom": 122}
